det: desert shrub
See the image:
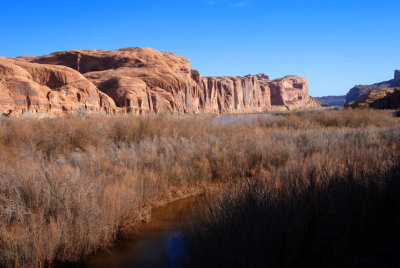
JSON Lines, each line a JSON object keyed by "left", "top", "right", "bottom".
{"left": 0, "top": 110, "right": 399, "bottom": 267}
{"left": 257, "top": 109, "right": 397, "bottom": 129}
{"left": 180, "top": 127, "right": 400, "bottom": 267}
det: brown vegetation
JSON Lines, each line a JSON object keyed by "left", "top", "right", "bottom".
{"left": 180, "top": 111, "right": 400, "bottom": 267}
{"left": 0, "top": 109, "right": 399, "bottom": 267}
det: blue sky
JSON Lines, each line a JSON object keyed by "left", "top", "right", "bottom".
{"left": 1, "top": 0, "right": 399, "bottom": 96}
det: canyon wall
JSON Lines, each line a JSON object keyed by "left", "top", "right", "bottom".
{"left": 345, "top": 70, "right": 400, "bottom": 106}
{"left": 0, "top": 47, "right": 319, "bottom": 116}
{"left": 0, "top": 57, "right": 117, "bottom": 116}
{"left": 346, "top": 70, "right": 400, "bottom": 109}
{"left": 348, "top": 88, "right": 400, "bottom": 109}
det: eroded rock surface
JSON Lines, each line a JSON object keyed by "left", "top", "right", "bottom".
{"left": 265, "top": 75, "right": 319, "bottom": 110}
{"left": 1, "top": 48, "right": 320, "bottom": 116}
{"left": 348, "top": 87, "right": 400, "bottom": 109}
{"left": 0, "top": 57, "right": 117, "bottom": 115}
{"left": 345, "top": 70, "right": 400, "bottom": 106}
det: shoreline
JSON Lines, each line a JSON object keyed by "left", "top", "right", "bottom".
{"left": 68, "top": 180, "right": 225, "bottom": 266}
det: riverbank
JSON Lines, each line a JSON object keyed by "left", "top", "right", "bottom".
{"left": 0, "top": 109, "right": 399, "bottom": 267}
{"left": 84, "top": 194, "right": 205, "bottom": 268}
{"left": 181, "top": 133, "right": 400, "bottom": 267}
{"left": 116, "top": 181, "right": 222, "bottom": 239}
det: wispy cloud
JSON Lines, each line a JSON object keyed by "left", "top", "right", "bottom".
{"left": 230, "top": 2, "right": 249, "bottom": 8}
{"left": 206, "top": 0, "right": 217, "bottom": 5}
{"left": 205, "top": 0, "right": 250, "bottom": 8}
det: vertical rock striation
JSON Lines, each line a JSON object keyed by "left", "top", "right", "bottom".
{"left": 0, "top": 48, "right": 320, "bottom": 116}
{"left": 0, "top": 57, "right": 117, "bottom": 115}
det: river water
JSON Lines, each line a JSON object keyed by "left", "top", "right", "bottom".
{"left": 66, "top": 114, "right": 274, "bottom": 267}
{"left": 81, "top": 195, "right": 203, "bottom": 268}
{"left": 213, "top": 113, "right": 276, "bottom": 124}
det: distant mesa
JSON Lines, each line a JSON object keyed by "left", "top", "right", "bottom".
{"left": 0, "top": 47, "right": 320, "bottom": 116}
{"left": 345, "top": 70, "right": 400, "bottom": 109}
{"left": 315, "top": 95, "right": 346, "bottom": 107}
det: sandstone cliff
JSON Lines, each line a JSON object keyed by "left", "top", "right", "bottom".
{"left": 0, "top": 57, "right": 117, "bottom": 115}
{"left": 345, "top": 70, "right": 400, "bottom": 106}
{"left": 1, "top": 48, "right": 320, "bottom": 116}
{"left": 348, "top": 87, "right": 400, "bottom": 109}
{"left": 265, "top": 75, "right": 319, "bottom": 110}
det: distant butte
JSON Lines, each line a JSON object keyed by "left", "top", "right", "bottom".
{"left": 0, "top": 47, "right": 320, "bottom": 116}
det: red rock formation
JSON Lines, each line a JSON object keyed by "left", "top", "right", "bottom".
{"left": 190, "top": 73, "right": 271, "bottom": 114}
{"left": 0, "top": 48, "right": 320, "bottom": 116}
{"left": 264, "top": 75, "right": 319, "bottom": 110}
{"left": 348, "top": 87, "right": 400, "bottom": 109}
{"left": 33, "top": 48, "right": 197, "bottom": 114}
{"left": 345, "top": 70, "right": 400, "bottom": 106}
{"left": 0, "top": 57, "right": 118, "bottom": 115}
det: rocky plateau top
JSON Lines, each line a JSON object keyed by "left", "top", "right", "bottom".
{"left": 0, "top": 47, "right": 320, "bottom": 116}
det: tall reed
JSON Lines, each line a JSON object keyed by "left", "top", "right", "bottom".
{"left": 0, "top": 109, "right": 398, "bottom": 267}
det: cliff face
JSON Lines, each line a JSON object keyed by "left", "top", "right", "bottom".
{"left": 349, "top": 87, "right": 400, "bottom": 109}
{"left": 1, "top": 47, "right": 320, "bottom": 116}
{"left": 345, "top": 70, "right": 400, "bottom": 106}
{"left": 345, "top": 81, "right": 395, "bottom": 106}
{"left": 266, "top": 75, "right": 319, "bottom": 110}
{"left": 190, "top": 73, "right": 271, "bottom": 114}
{"left": 345, "top": 70, "right": 400, "bottom": 108}
{"left": 0, "top": 57, "right": 117, "bottom": 116}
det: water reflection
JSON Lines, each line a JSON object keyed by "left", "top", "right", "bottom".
{"left": 166, "top": 234, "right": 187, "bottom": 267}
{"left": 81, "top": 195, "right": 203, "bottom": 268}
{"left": 213, "top": 113, "right": 275, "bottom": 125}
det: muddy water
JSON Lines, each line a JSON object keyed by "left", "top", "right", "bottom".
{"left": 83, "top": 195, "right": 203, "bottom": 268}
